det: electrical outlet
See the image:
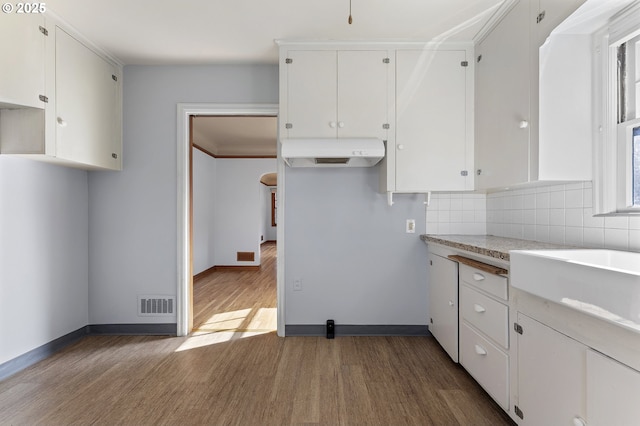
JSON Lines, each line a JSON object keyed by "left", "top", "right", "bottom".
{"left": 293, "top": 278, "right": 302, "bottom": 291}
{"left": 406, "top": 219, "right": 416, "bottom": 233}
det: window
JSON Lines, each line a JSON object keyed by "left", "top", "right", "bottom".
{"left": 271, "top": 190, "right": 277, "bottom": 226}
{"left": 594, "top": 2, "right": 640, "bottom": 215}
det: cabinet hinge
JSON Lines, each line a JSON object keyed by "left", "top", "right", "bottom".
{"left": 477, "top": 55, "right": 482, "bottom": 63}
{"left": 39, "top": 95, "right": 48, "bottom": 103}
{"left": 514, "top": 322, "right": 523, "bottom": 335}
{"left": 536, "top": 10, "right": 546, "bottom": 24}
{"left": 461, "top": 61, "right": 469, "bottom": 67}
{"left": 285, "top": 123, "right": 293, "bottom": 129}
{"left": 382, "top": 58, "right": 390, "bottom": 64}
{"left": 514, "top": 405, "right": 524, "bottom": 420}
{"left": 460, "top": 170, "right": 468, "bottom": 177}
{"left": 112, "top": 75, "right": 118, "bottom": 82}
{"left": 111, "top": 153, "right": 118, "bottom": 159}
{"left": 285, "top": 58, "right": 293, "bottom": 64}
{"left": 39, "top": 26, "right": 48, "bottom": 36}
{"left": 382, "top": 123, "right": 390, "bottom": 129}
{"left": 430, "top": 317, "right": 433, "bottom": 324}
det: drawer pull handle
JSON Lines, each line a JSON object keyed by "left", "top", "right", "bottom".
{"left": 448, "top": 300, "right": 454, "bottom": 307}
{"left": 473, "top": 304, "right": 486, "bottom": 313}
{"left": 474, "top": 345, "right": 487, "bottom": 356}
{"left": 473, "top": 273, "right": 485, "bottom": 281}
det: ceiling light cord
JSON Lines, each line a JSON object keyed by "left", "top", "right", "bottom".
{"left": 348, "top": 0, "right": 353, "bottom": 24}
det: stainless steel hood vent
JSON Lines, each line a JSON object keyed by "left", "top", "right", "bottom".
{"left": 281, "top": 138, "right": 385, "bottom": 167}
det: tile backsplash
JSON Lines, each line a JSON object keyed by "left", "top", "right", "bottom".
{"left": 425, "top": 182, "right": 640, "bottom": 252}
{"left": 426, "top": 193, "right": 487, "bottom": 235}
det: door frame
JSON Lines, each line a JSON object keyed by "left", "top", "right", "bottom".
{"left": 176, "top": 103, "right": 283, "bottom": 337}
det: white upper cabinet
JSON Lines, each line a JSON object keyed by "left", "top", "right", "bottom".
{"left": 0, "top": 20, "right": 122, "bottom": 171}
{"left": 475, "top": 0, "right": 587, "bottom": 190}
{"left": 475, "top": 0, "right": 531, "bottom": 190}
{"left": 281, "top": 49, "right": 390, "bottom": 140}
{"left": 382, "top": 47, "right": 474, "bottom": 193}
{"left": 0, "top": 13, "right": 46, "bottom": 109}
{"left": 55, "top": 27, "right": 121, "bottom": 170}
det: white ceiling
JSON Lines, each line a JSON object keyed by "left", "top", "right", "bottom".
{"left": 192, "top": 116, "right": 277, "bottom": 157}
{"left": 46, "top": 0, "right": 506, "bottom": 65}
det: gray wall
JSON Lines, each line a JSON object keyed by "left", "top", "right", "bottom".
{"left": 284, "top": 166, "right": 428, "bottom": 325}
{"left": 0, "top": 157, "right": 88, "bottom": 364}
{"left": 193, "top": 149, "right": 216, "bottom": 275}
{"left": 88, "top": 64, "right": 278, "bottom": 324}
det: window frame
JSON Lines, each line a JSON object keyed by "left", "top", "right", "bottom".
{"left": 593, "top": 2, "right": 640, "bottom": 215}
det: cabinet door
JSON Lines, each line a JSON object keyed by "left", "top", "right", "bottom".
{"left": 475, "top": 0, "right": 530, "bottom": 189}
{"left": 395, "top": 49, "right": 468, "bottom": 192}
{"left": 284, "top": 50, "right": 337, "bottom": 138}
{"left": 517, "top": 313, "right": 586, "bottom": 425}
{"left": 587, "top": 349, "right": 640, "bottom": 425}
{"left": 55, "top": 27, "right": 121, "bottom": 170}
{"left": 337, "top": 50, "right": 389, "bottom": 139}
{"left": 0, "top": 14, "right": 45, "bottom": 109}
{"left": 428, "top": 252, "right": 459, "bottom": 362}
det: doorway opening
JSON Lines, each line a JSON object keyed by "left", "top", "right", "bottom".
{"left": 176, "top": 103, "right": 283, "bottom": 337}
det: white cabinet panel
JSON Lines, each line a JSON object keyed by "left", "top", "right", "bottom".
{"left": 459, "top": 263, "right": 508, "bottom": 300}
{"left": 393, "top": 49, "right": 471, "bottom": 192}
{"left": 55, "top": 28, "right": 121, "bottom": 170}
{"left": 516, "top": 313, "right": 586, "bottom": 425}
{"left": 460, "top": 322, "right": 509, "bottom": 410}
{"left": 283, "top": 49, "right": 389, "bottom": 140}
{"left": 0, "top": 14, "right": 46, "bottom": 109}
{"left": 337, "top": 51, "right": 388, "bottom": 139}
{"left": 284, "top": 50, "right": 336, "bottom": 138}
{"left": 475, "top": 0, "right": 587, "bottom": 190}
{"left": 475, "top": 0, "right": 531, "bottom": 189}
{"left": 428, "top": 252, "right": 459, "bottom": 362}
{"left": 460, "top": 285, "right": 509, "bottom": 349}
{"left": 587, "top": 349, "right": 640, "bottom": 426}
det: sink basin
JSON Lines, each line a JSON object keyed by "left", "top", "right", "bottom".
{"left": 510, "top": 249, "right": 640, "bottom": 333}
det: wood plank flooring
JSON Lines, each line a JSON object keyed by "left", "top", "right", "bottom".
{"left": 0, "top": 242, "right": 514, "bottom": 425}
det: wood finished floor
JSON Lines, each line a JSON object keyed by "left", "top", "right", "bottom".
{"left": 0, "top": 242, "right": 514, "bottom": 425}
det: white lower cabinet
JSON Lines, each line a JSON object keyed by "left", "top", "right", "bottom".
{"left": 458, "top": 261, "right": 511, "bottom": 414}
{"left": 516, "top": 313, "right": 586, "bottom": 425}
{"left": 586, "top": 349, "right": 640, "bottom": 426}
{"left": 460, "top": 322, "right": 509, "bottom": 410}
{"left": 428, "top": 251, "right": 459, "bottom": 362}
{"left": 516, "top": 312, "right": 640, "bottom": 425}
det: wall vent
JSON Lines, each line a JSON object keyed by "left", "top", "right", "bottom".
{"left": 138, "top": 295, "right": 175, "bottom": 316}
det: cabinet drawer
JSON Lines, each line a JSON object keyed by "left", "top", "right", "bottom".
{"left": 460, "top": 285, "right": 509, "bottom": 349}
{"left": 460, "top": 323, "right": 509, "bottom": 411}
{"left": 459, "top": 264, "right": 507, "bottom": 300}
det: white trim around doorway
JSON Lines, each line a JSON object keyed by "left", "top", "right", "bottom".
{"left": 176, "top": 103, "right": 283, "bottom": 337}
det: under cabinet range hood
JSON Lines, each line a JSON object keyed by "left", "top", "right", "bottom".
{"left": 281, "top": 138, "right": 385, "bottom": 167}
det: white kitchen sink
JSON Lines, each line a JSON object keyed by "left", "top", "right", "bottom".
{"left": 510, "top": 249, "right": 640, "bottom": 333}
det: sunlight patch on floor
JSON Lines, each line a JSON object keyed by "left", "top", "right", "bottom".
{"left": 176, "top": 307, "right": 276, "bottom": 352}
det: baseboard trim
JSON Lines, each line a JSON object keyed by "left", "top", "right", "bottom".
{"left": 194, "top": 266, "right": 216, "bottom": 280}
{"left": 212, "top": 266, "right": 260, "bottom": 271}
{"left": 0, "top": 323, "right": 178, "bottom": 382}
{"left": 285, "top": 324, "right": 431, "bottom": 337}
{"left": 87, "top": 323, "right": 177, "bottom": 335}
{"left": 0, "top": 326, "right": 87, "bottom": 382}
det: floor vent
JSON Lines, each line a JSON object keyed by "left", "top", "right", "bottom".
{"left": 138, "top": 296, "right": 175, "bottom": 316}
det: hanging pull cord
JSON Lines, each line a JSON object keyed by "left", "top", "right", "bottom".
{"left": 348, "top": 0, "right": 353, "bottom": 24}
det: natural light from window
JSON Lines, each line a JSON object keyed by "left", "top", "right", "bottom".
{"left": 175, "top": 307, "right": 276, "bottom": 352}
